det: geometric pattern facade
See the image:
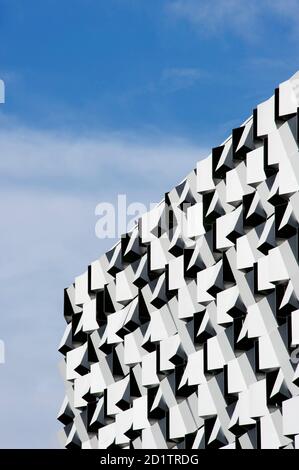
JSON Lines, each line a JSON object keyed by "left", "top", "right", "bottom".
{"left": 59, "top": 72, "right": 299, "bottom": 449}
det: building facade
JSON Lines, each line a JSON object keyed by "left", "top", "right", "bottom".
{"left": 59, "top": 73, "right": 299, "bottom": 449}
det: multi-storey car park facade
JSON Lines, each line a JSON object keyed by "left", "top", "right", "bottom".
{"left": 58, "top": 72, "right": 299, "bottom": 449}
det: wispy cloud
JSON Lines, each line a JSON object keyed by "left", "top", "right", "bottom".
{"left": 161, "top": 67, "right": 204, "bottom": 92}
{"left": 0, "top": 123, "right": 205, "bottom": 195}
{"left": 166, "top": 0, "right": 299, "bottom": 42}
{"left": 116, "top": 67, "right": 205, "bottom": 100}
{"left": 247, "top": 57, "right": 289, "bottom": 69}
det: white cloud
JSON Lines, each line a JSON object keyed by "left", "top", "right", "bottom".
{"left": 161, "top": 67, "right": 204, "bottom": 92}
{"left": 167, "top": 0, "right": 299, "bottom": 41}
{"left": 247, "top": 57, "right": 288, "bottom": 69}
{"left": 0, "top": 123, "right": 205, "bottom": 194}
{"left": 0, "top": 121, "right": 207, "bottom": 447}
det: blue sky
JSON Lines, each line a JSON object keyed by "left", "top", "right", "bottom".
{"left": 0, "top": 0, "right": 299, "bottom": 448}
